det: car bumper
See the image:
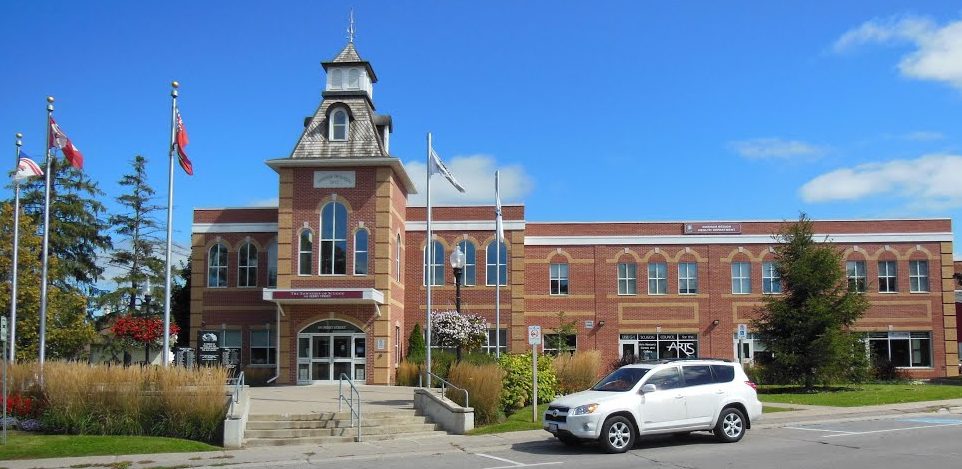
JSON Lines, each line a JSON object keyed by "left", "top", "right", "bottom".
{"left": 543, "top": 413, "right": 604, "bottom": 440}
{"left": 749, "top": 399, "right": 763, "bottom": 422}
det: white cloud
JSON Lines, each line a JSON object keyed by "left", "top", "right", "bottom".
{"left": 833, "top": 15, "right": 962, "bottom": 90}
{"left": 728, "top": 138, "right": 826, "bottom": 160}
{"left": 901, "top": 130, "right": 944, "bottom": 141}
{"left": 800, "top": 154, "right": 962, "bottom": 209}
{"left": 404, "top": 154, "right": 533, "bottom": 206}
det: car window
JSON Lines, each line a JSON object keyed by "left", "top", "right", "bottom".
{"left": 682, "top": 365, "right": 713, "bottom": 386}
{"left": 592, "top": 367, "right": 651, "bottom": 391}
{"left": 710, "top": 364, "right": 735, "bottom": 383}
{"left": 645, "top": 367, "right": 682, "bottom": 390}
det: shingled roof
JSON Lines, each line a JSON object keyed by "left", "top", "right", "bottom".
{"left": 321, "top": 43, "right": 378, "bottom": 83}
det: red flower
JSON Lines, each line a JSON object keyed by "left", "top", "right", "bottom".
{"left": 111, "top": 316, "right": 181, "bottom": 345}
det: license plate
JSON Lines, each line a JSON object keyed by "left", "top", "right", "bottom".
{"left": 549, "top": 423, "right": 558, "bottom": 432}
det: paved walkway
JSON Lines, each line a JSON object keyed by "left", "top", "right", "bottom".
{"left": 5, "top": 388, "right": 962, "bottom": 469}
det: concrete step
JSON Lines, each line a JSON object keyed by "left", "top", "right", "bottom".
{"left": 248, "top": 410, "right": 416, "bottom": 422}
{"left": 246, "top": 415, "right": 430, "bottom": 430}
{"left": 243, "top": 431, "right": 445, "bottom": 447}
{"left": 244, "top": 422, "right": 439, "bottom": 439}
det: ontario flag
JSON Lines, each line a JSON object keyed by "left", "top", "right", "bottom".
{"left": 48, "top": 117, "right": 84, "bottom": 169}
{"left": 174, "top": 108, "right": 193, "bottom": 175}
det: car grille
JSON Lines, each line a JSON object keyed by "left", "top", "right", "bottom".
{"left": 545, "top": 405, "right": 569, "bottom": 423}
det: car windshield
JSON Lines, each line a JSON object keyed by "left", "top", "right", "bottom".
{"left": 591, "top": 367, "right": 651, "bottom": 392}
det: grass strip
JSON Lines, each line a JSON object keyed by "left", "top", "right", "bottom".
{"left": 469, "top": 403, "right": 550, "bottom": 435}
{"left": 0, "top": 431, "right": 220, "bottom": 461}
{"left": 758, "top": 383, "right": 962, "bottom": 407}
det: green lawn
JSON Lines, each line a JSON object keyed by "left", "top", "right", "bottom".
{"left": 469, "top": 403, "right": 550, "bottom": 435}
{"left": 0, "top": 431, "right": 220, "bottom": 461}
{"left": 758, "top": 383, "right": 962, "bottom": 407}
{"left": 762, "top": 405, "right": 795, "bottom": 413}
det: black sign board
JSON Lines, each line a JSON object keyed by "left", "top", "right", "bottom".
{"left": 197, "top": 330, "right": 220, "bottom": 367}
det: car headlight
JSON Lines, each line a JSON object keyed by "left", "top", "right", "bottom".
{"left": 572, "top": 403, "right": 599, "bottom": 415}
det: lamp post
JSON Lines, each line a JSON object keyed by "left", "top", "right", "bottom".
{"left": 141, "top": 282, "right": 153, "bottom": 364}
{"left": 449, "top": 245, "right": 466, "bottom": 314}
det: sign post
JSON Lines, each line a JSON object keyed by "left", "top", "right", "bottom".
{"left": 528, "top": 325, "right": 542, "bottom": 422}
{"left": 737, "top": 324, "right": 748, "bottom": 363}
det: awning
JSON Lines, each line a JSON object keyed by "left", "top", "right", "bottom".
{"left": 262, "top": 288, "right": 385, "bottom": 305}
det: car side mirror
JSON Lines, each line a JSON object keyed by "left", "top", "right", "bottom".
{"left": 641, "top": 384, "right": 657, "bottom": 393}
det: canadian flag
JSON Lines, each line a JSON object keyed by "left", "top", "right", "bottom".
{"left": 175, "top": 109, "right": 193, "bottom": 175}
{"left": 48, "top": 117, "right": 84, "bottom": 169}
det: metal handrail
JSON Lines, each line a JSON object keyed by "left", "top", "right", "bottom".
{"left": 338, "top": 373, "right": 361, "bottom": 442}
{"left": 227, "top": 370, "right": 245, "bottom": 417}
{"left": 425, "top": 371, "right": 469, "bottom": 408}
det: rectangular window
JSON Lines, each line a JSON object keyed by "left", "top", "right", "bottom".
{"left": 550, "top": 263, "right": 569, "bottom": 295}
{"left": 250, "top": 329, "right": 276, "bottom": 365}
{"left": 909, "top": 260, "right": 929, "bottom": 293}
{"left": 617, "top": 262, "right": 637, "bottom": 295}
{"left": 762, "top": 261, "right": 781, "bottom": 294}
{"left": 648, "top": 262, "right": 667, "bottom": 295}
{"left": 847, "top": 260, "right": 866, "bottom": 293}
{"left": 867, "top": 331, "right": 931, "bottom": 368}
{"left": 483, "top": 329, "right": 508, "bottom": 355}
{"left": 678, "top": 262, "right": 698, "bottom": 294}
{"left": 731, "top": 262, "right": 751, "bottom": 294}
{"left": 543, "top": 333, "right": 576, "bottom": 356}
{"left": 878, "top": 260, "right": 897, "bottom": 293}
{"left": 219, "top": 329, "right": 241, "bottom": 348}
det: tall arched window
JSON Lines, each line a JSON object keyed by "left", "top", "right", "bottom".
{"left": 331, "top": 69, "right": 343, "bottom": 89}
{"left": 354, "top": 228, "right": 369, "bottom": 276}
{"left": 320, "top": 202, "right": 348, "bottom": 275}
{"left": 347, "top": 69, "right": 360, "bottom": 89}
{"left": 486, "top": 241, "right": 507, "bottom": 286}
{"left": 238, "top": 242, "right": 258, "bottom": 287}
{"left": 266, "top": 240, "right": 278, "bottom": 287}
{"left": 298, "top": 229, "right": 313, "bottom": 276}
{"left": 208, "top": 243, "right": 228, "bottom": 288}
{"left": 423, "top": 240, "right": 444, "bottom": 286}
{"left": 457, "top": 240, "right": 476, "bottom": 286}
{"left": 396, "top": 233, "right": 402, "bottom": 282}
{"left": 330, "top": 109, "right": 348, "bottom": 141}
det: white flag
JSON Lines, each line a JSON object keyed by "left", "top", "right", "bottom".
{"left": 429, "top": 147, "right": 466, "bottom": 193}
{"left": 15, "top": 156, "right": 43, "bottom": 181}
{"left": 495, "top": 170, "right": 504, "bottom": 242}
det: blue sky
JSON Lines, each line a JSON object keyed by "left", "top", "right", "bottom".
{"left": 3, "top": 0, "right": 962, "bottom": 273}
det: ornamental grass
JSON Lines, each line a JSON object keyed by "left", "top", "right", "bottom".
{"left": 552, "top": 350, "right": 602, "bottom": 394}
{"left": 446, "top": 361, "right": 504, "bottom": 425}
{"left": 8, "top": 361, "right": 229, "bottom": 444}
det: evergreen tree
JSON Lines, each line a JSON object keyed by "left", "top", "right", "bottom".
{"left": 19, "top": 157, "right": 111, "bottom": 292}
{"left": 102, "top": 155, "right": 166, "bottom": 315}
{"left": 407, "top": 323, "right": 426, "bottom": 363}
{"left": 170, "top": 258, "right": 192, "bottom": 346}
{"left": 752, "top": 213, "right": 870, "bottom": 389}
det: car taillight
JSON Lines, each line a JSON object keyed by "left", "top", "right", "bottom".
{"left": 745, "top": 381, "right": 757, "bottom": 390}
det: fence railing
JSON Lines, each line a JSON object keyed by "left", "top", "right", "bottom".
{"left": 338, "top": 373, "right": 361, "bottom": 441}
{"left": 226, "top": 370, "right": 244, "bottom": 417}
{"left": 425, "top": 371, "right": 469, "bottom": 408}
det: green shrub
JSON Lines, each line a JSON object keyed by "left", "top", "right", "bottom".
{"left": 396, "top": 361, "right": 422, "bottom": 386}
{"left": 407, "top": 323, "right": 426, "bottom": 364}
{"left": 553, "top": 350, "right": 601, "bottom": 394}
{"left": 446, "top": 362, "right": 504, "bottom": 425}
{"left": 872, "top": 358, "right": 907, "bottom": 382}
{"left": 429, "top": 350, "right": 457, "bottom": 381}
{"left": 461, "top": 351, "right": 498, "bottom": 366}
{"left": 498, "top": 352, "right": 557, "bottom": 411}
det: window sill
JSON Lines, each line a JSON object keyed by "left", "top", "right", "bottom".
{"left": 617, "top": 293, "right": 638, "bottom": 296}
{"left": 647, "top": 293, "right": 668, "bottom": 296}
{"left": 908, "top": 291, "right": 930, "bottom": 294}
{"left": 678, "top": 292, "right": 699, "bottom": 296}
{"left": 878, "top": 291, "right": 899, "bottom": 294}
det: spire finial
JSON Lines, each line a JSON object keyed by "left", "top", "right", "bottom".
{"left": 347, "top": 9, "right": 356, "bottom": 44}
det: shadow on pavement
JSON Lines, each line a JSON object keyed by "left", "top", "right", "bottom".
{"left": 509, "top": 432, "right": 724, "bottom": 455}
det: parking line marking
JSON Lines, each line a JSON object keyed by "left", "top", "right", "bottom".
{"left": 823, "top": 422, "right": 962, "bottom": 438}
{"left": 475, "top": 453, "right": 563, "bottom": 469}
{"left": 783, "top": 426, "right": 857, "bottom": 434}
{"left": 477, "top": 454, "right": 525, "bottom": 465}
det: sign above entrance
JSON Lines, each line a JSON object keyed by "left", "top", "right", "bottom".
{"left": 314, "top": 170, "right": 356, "bottom": 188}
{"left": 275, "top": 290, "right": 362, "bottom": 300}
{"left": 683, "top": 223, "right": 742, "bottom": 235}
{"left": 263, "top": 288, "right": 385, "bottom": 305}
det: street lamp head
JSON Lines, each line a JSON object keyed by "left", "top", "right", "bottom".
{"left": 449, "top": 245, "right": 466, "bottom": 269}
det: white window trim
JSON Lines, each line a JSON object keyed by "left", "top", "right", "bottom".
{"left": 319, "top": 202, "right": 348, "bottom": 276}
{"left": 249, "top": 329, "right": 277, "bottom": 367}
{"left": 617, "top": 262, "right": 637, "bottom": 296}
{"left": 208, "top": 243, "right": 228, "bottom": 288}
{"left": 909, "top": 260, "right": 929, "bottom": 293}
{"left": 549, "top": 262, "right": 569, "bottom": 295}
{"left": 353, "top": 228, "right": 369, "bottom": 276}
{"left": 330, "top": 109, "right": 349, "bottom": 142}
{"left": 847, "top": 260, "right": 867, "bottom": 293}
{"left": 731, "top": 262, "right": 751, "bottom": 295}
{"left": 395, "top": 233, "right": 401, "bottom": 282}
{"left": 878, "top": 260, "right": 898, "bottom": 293}
{"left": 298, "top": 229, "right": 313, "bottom": 276}
{"left": 678, "top": 262, "right": 698, "bottom": 295}
{"left": 423, "top": 241, "right": 444, "bottom": 286}
{"left": 457, "top": 240, "right": 477, "bottom": 287}
{"left": 647, "top": 262, "right": 667, "bottom": 296}
{"left": 238, "top": 242, "right": 258, "bottom": 288}
{"left": 485, "top": 241, "right": 508, "bottom": 286}
{"left": 762, "top": 261, "right": 781, "bottom": 295}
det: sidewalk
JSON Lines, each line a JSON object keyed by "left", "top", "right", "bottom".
{"left": 5, "top": 397, "right": 962, "bottom": 468}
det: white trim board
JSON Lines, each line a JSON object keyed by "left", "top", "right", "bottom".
{"left": 193, "top": 223, "right": 279, "bottom": 234}
{"left": 406, "top": 220, "right": 526, "bottom": 232}
{"left": 523, "top": 232, "right": 954, "bottom": 246}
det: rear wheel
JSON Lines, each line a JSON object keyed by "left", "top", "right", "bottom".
{"left": 714, "top": 407, "right": 746, "bottom": 443}
{"left": 599, "top": 416, "right": 635, "bottom": 453}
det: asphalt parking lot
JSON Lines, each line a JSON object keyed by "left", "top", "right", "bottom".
{"left": 782, "top": 416, "right": 962, "bottom": 438}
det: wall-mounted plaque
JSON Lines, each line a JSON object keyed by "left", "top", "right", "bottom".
{"left": 314, "top": 170, "right": 356, "bottom": 188}
{"left": 683, "top": 223, "right": 742, "bottom": 235}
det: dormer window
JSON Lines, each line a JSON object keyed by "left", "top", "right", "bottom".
{"left": 347, "top": 69, "right": 360, "bottom": 89}
{"left": 331, "top": 69, "right": 344, "bottom": 90}
{"left": 330, "top": 109, "right": 349, "bottom": 141}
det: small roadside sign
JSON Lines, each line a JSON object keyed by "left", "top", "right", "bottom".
{"left": 528, "top": 325, "right": 542, "bottom": 345}
{"left": 737, "top": 324, "right": 748, "bottom": 340}
{"left": 1, "top": 316, "right": 6, "bottom": 340}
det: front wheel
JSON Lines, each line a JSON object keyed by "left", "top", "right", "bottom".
{"left": 714, "top": 407, "right": 746, "bottom": 443}
{"left": 599, "top": 416, "right": 635, "bottom": 453}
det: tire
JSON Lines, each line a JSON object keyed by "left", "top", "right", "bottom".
{"left": 599, "top": 416, "right": 635, "bottom": 453}
{"left": 714, "top": 407, "right": 746, "bottom": 443}
{"left": 557, "top": 434, "right": 582, "bottom": 446}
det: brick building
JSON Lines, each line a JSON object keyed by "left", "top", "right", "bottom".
{"left": 190, "top": 41, "right": 959, "bottom": 384}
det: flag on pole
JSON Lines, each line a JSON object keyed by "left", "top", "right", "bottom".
{"left": 48, "top": 117, "right": 84, "bottom": 169}
{"left": 15, "top": 155, "right": 44, "bottom": 181}
{"left": 174, "top": 108, "right": 193, "bottom": 175}
{"left": 429, "top": 147, "right": 466, "bottom": 193}
{"left": 495, "top": 170, "right": 504, "bottom": 242}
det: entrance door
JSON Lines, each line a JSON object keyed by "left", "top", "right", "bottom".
{"left": 297, "top": 320, "right": 367, "bottom": 384}
{"left": 733, "top": 335, "right": 754, "bottom": 364}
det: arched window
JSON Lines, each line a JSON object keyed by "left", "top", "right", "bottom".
{"left": 331, "top": 69, "right": 343, "bottom": 89}
{"left": 238, "top": 242, "right": 258, "bottom": 287}
{"left": 347, "top": 69, "right": 360, "bottom": 89}
{"left": 486, "top": 241, "right": 507, "bottom": 286}
{"left": 330, "top": 109, "right": 348, "bottom": 141}
{"left": 266, "top": 240, "right": 278, "bottom": 287}
{"left": 423, "top": 240, "right": 444, "bottom": 286}
{"left": 298, "top": 229, "right": 313, "bottom": 276}
{"left": 457, "top": 240, "right": 476, "bottom": 286}
{"left": 354, "top": 228, "right": 369, "bottom": 276}
{"left": 320, "top": 202, "right": 348, "bottom": 275}
{"left": 208, "top": 243, "right": 228, "bottom": 288}
{"left": 396, "top": 233, "right": 402, "bottom": 282}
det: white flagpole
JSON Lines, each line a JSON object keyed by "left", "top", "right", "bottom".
{"left": 162, "top": 81, "right": 179, "bottom": 366}
{"left": 425, "top": 132, "right": 433, "bottom": 385}
{"left": 495, "top": 170, "right": 501, "bottom": 359}
{"left": 9, "top": 133, "right": 23, "bottom": 362}
{"left": 38, "top": 96, "right": 54, "bottom": 366}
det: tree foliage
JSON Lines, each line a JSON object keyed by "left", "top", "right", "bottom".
{"left": 430, "top": 311, "right": 486, "bottom": 360}
{"left": 751, "top": 213, "right": 870, "bottom": 388}
{"left": 170, "top": 258, "right": 191, "bottom": 347}
{"left": 406, "top": 322, "right": 426, "bottom": 363}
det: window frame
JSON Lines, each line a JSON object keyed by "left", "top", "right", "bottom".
{"left": 237, "top": 242, "right": 258, "bottom": 288}
{"left": 330, "top": 108, "right": 349, "bottom": 141}
{"left": 909, "top": 260, "right": 929, "bottom": 293}
{"left": 298, "top": 229, "right": 313, "bottom": 276}
{"left": 762, "top": 261, "right": 781, "bottom": 294}
{"left": 847, "top": 260, "right": 866, "bottom": 293}
{"left": 617, "top": 262, "right": 637, "bottom": 296}
{"left": 353, "top": 228, "right": 369, "bottom": 276}
{"left": 878, "top": 260, "right": 898, "bottom": 293}
{"left": 249, "top": 329, "right": 276, "bottom": 366}
{"left": 423, "top": 240, "right": 444, "bottom": 286}
{"left": 457, "top": 240, "right": 476, "bottom": 286}
{"left": 485, "top": 241, "right": 508, "bottom": 286}
{"left": 319, "top": 202, "right": 348, "bottom": 275}
{"left": 867, "top": 331, "right": 932, "bottom": 368}
{"left": 395, "top": 233, "right": 401, "bottom": 282}
{"left": 731, "top": 261, "right": 751, "bottom": 294}
{"left": 482, "top": 328, "right": 508, "bottom": 355}
{"left": 549, "top": 262, "right": 569, "bottom": 295}
{"left": 543, "top": 333, "right": 577, "bottom": 356}
{"left": 266, "top": 240, "right": 278, "bottom": 288}
{"left": 207, "top": 243, "right": 228, "bottom": 288}
{"left": 678, "top": 262, "right": 698, "bottom": 295}
{"left": 647, "top": 262, "right": 668, "bottom": 295}
{"left": 330, "top": 69, "right": 344, "bottom": 90}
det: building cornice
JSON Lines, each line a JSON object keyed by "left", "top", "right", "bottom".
{"left": 193, "top": 223, "right": 279, "bottom": 234}
{"left": 524, "top": 232, "right": 954, "bottom": 246}
{"left": 264, "top": 157, "right": 417, "bottom": 194}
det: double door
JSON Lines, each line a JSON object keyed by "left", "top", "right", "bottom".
{"left": 297, "top": 333, "right": 366, "bottom": 383}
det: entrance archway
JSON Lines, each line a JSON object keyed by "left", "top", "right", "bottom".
{"left": 296, "top": 319, "right": 366, "bottom": 384}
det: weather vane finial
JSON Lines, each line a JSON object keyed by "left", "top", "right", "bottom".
{"left": 347, "top": 9, "right": 356, "bottom": 43}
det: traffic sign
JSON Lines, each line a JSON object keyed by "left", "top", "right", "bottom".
{"left": 0, "top": 316, "right": 6, "bottom": 341}
{"left": 737, "top": 324, "right": 748, "bottom": 340}
{"left": 528, "top": 325, "right": 542, "bottom": 345}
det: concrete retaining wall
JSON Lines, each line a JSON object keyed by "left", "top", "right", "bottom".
{"left": 223, "top": 385, "right": 250, "bottom": 449}
{"left": 413, "top": 388, "right": 474, "bottom": 434}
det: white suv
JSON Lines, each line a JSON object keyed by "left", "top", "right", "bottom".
{"left": 543, "top": 359, "right": 763, "bottom": 453}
